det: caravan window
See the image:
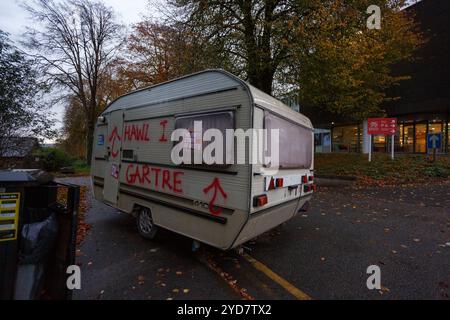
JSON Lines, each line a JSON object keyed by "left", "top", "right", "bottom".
{"left": 264, "top": 112, "right": 313, "bottom": 169}
{"left": 174, "top": 111, "right": 235, "bottom": 165}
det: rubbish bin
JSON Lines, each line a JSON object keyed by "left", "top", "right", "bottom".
{"left": 0, "top": 170, "right": 79, "bottom": 300}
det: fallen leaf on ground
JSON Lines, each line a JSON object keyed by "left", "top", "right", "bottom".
{"left": 378, "top": 286, "right": 390, "bottom": 295}
{"left": 57, "top": 186, "right": 92, "bottom": 246}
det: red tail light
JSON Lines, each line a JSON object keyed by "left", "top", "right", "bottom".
{"left": 302, "top": 175, "right": 308, "bottom": 183}
{"left": 268, "top": 178, "right": 275, "bottom": 190}
{"left": 276, "top": 178, "right": 284, "bottom": 188}
{"left": 253, "top": 195, "right": 268, "bottom": 207}
{"left": 304, "top": 185, "right": 317, "bottom": 193}
{"left": 309, "top": 175, "right": 314, "bottom": 182}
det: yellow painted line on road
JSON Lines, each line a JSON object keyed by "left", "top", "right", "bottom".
{"left": 242, "top": 253, "right": 312, "bottom": 300}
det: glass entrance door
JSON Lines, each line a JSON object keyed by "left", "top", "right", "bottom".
{"left": 415, "top": 123, "right": 427, "bottom": 153}
{"left": 403, "top": 124, "right": 414, "bottom": 153}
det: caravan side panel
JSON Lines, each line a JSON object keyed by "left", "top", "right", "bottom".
{"left": 113, "top": 86, "right": 253, "bottom": 250}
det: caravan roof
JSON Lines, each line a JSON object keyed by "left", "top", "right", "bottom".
{"left": 102, "top": 70, "right": 313, "bottom": 129}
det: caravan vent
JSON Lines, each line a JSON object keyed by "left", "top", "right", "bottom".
{"left": 122, "top": 149, "right": 134, "bottom": 159}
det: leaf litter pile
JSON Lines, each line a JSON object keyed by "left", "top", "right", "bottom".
{"left": 196, "top": 250, "right": 254, "bottom": 300}
{"left": 57, "top": 186, "right": 91, "bottom": 246}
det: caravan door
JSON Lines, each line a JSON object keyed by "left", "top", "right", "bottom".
{"left": 103, "top": 110, "right": 123, "bottom": 205}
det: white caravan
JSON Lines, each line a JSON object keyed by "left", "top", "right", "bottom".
{"left": 91, "top": 70, "right": 315, "bottom": 250}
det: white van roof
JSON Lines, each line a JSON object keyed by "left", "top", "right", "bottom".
{"left": 102, "top": 69, "right": 313, "bottom": 129}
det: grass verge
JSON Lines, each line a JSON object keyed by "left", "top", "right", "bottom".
{"left": 315, "top": 153, "right": 450, "bottom": 186}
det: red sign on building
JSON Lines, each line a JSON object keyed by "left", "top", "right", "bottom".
{"left": 367, "top": 118, "right": 397, "bottom": 135}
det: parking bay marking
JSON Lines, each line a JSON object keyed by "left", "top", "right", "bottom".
{"left": 242, "top": 253, "right": 312, "bottom": 300}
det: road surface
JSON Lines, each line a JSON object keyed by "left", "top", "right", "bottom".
{"left": 61, "top": 177, "right": 450, "bottom": 300}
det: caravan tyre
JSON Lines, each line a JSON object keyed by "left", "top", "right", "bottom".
{"left": 136, "top": 207, "right": 158, "bottom": 240}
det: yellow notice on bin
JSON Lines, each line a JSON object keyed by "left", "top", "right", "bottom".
{"left": 0, "top": 193, "right": 20, "bottom": 242}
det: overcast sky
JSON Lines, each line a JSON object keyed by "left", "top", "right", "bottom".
{"left": 0, "top": 0, "right": 151, "bottom": 39}
{"left": 0, "top": 0, "right": 152, "bottom": 142}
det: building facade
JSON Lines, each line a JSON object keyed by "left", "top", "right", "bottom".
{"left": 0, "top": 137, "right": 40, "bottom": 169}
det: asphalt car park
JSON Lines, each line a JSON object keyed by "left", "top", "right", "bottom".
{"left": 66, "top": 177, "right": 449, "bottom": 300}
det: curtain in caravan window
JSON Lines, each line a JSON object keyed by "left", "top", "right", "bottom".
{"left": 175, "top": 111, "right": 234, "bottom": 164}
{"left": 264, "top": 112, "right": 313, "bottom": 169}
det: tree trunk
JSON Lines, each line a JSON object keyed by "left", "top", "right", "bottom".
{"left": 241, "top": 0, "right": 276, "bottom": 95}
{"left": 248, "top": 65, "right": 275, "bottom": 95}
{"left": 257, "top": 68, "right": 275, "bottom": 95}
{"left": 86, "top": 120, "right": 95, "bottom": 166}
{"left": 85, "top": 91, "right": 98, "bottom": 165}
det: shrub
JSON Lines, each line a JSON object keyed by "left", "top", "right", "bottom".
{"left": 315, "top": 153, "right": 450, "bottom": 186}
{"left": 73, "top": 159, "right": 90, "bottom": 174}
{"left": 36, "top": 147, "right": 74, "bottom": 172}
{"left": 424, "top": 165, "right": 449, "bottom": 178}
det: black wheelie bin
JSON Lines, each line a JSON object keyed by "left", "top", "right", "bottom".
{"left": 0, "top": 169, "right": 79, "bottom": 300}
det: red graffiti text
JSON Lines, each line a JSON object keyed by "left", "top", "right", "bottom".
{"left": 159, "top": 120, "right": 168, "bottom": 142}
{"left": 125, "top": 164, "right": 184, "bottom": 193}
{"left": 124, "top": 123, "right": 150, "bottom": 142}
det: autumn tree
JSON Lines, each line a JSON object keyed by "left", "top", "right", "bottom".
{"left": 60, "top": 61, "right": 132, "bottom": 158}
{"left": 287, "top": 0, "right": 424, "bottom": 120}
{"left": 163, "top": 0, "right": 422, "bottom": 119}
{"left": 162, "top": 0, "right": 323, "bottom": 93}
{"left": 59, "top": 97, "right": 87, "bottom": 158}
{"left": 0, "top": 30, "right": 55, "bottom": 156}
{"left": 23, "top": 0, "right": 123, "bottom": 164}
{"left": 121, "top": 18, "right": 233, "bottom": 89}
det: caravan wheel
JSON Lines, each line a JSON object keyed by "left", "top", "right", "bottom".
{"left": 136, "top": 207, "right": 158, "bottom": 240}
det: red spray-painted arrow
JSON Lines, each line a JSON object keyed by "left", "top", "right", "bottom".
{"left": 108, "top": 127, "right": 122, "bottom": 158}
{"left": 203, "top": 178, "right": 228, "bottom": 216}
